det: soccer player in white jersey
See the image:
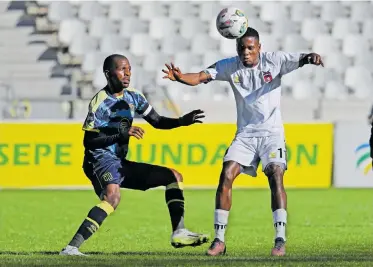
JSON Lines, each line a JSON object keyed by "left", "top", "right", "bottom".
{"left": 162, "top": 27, "right": 324, "bottom": 257}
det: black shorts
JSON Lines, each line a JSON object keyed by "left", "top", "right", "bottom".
{"left": 83, "top": 159, "right": 174, "bottom": 199}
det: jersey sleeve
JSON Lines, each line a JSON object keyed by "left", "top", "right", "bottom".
{"left": 203, "top": 58, "right": 232, "bottom": 83}
{"left": 82, "top": 103, "right": 105, "bottom": 132}
{"left": 135, "top": 91, "right": 153, "bottom": 117}
{"left": 274, "top": 51, "right": 303, "bottom": 76}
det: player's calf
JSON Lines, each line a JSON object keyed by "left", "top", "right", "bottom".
{"left": 265, "top": 163, "right": 287, "bottom": 256}
{"left": 60, "top": 184, "right": 119, "bottom": 255}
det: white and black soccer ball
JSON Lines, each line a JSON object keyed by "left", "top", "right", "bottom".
{"left": 216, "top": 7, "right": 248, "bottom": 39}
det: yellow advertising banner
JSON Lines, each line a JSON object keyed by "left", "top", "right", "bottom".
{"left": 0, "top": 123, "right": 333, "bottom": 188}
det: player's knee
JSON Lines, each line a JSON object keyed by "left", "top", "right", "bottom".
{"left": 104, "top": 186, "right": 121, "bottom": 209}
{"left": 221, "top": 167, "right": 236, "bottom": 187}
{"left": 170, "top": 169, "right": 183, "bottom": 183}
{"left": 265, "top": 164, "right": 285, "bottom": 189}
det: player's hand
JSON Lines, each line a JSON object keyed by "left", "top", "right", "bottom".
{"left": 128, "top": 126, "right": 145, "bottom": 140}
{"left": 162, "top": 63, "right": 183, "bottom": 81}
{"left": 179, "top": 109, "right": 205, "bottom": 126}
{"left": 307, "top": 53, "right": 324, "bottom": 67}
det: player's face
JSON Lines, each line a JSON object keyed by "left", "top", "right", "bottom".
{"left": 113, "top": 58, "right": 131, "bottom": 88}
{"left": 237, "top": 36, "right": 261, "bottom": 67}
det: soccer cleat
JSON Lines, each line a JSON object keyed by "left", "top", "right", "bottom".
{"left": 206, "top": 238, "right": 226, "bottom": 256}
{"left": 171, "top": 228, "right": 209, "bottom": 248}
{"left": 59, "top": 245, "right": 87, "bottom": 256}
{"left": 271, "top": 237, "right": 286, "bottom": 256}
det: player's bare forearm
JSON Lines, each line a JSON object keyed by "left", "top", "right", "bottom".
{"left": 177, "top": 72, "right": 210, "bottom": 86}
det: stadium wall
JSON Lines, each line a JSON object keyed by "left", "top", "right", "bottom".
{"left": 0, "top": 122, "right": 342, "bottom": 189}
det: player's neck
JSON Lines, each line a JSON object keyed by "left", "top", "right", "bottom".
{"left": 106, "top": 85, "right": 124, "bottom": 97}
{"left": 243, "top": 60, "right": 259, "bottom": 69}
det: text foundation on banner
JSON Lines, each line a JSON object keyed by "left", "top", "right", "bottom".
{"left": 0, "top": 123, "right": 333, "bottom": 189}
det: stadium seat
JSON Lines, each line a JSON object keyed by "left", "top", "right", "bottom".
{"left": 219, "top": 38, "right": 237, "bottom": 57}
{"left": 142, "top": 54, "right": 172, "bottom": 72}
{"left": 281, "top": 96, "right": 318, "bottom": 121}
{"left": 324, "top": 81, "right": 348, "bottom": 100}
{"left": 47, "top": 1, "right": 74, "bottom": 23}
{"left": 282, "top": 34, "right": 310, "bottom": 52}
{"left": 89, "top": 17, "right": 116, "bottom": 39}
{"left": 198, "top": 2, "right": 222, "bottom": 22}
{"left": 354, "top": 51, "right": 373, "bottom": 72}
{"left": 81, "top": 51, "right": 104, "bottom": 74}
{"left": 313, "top": 67, "right": 342, "bottom": 88}
{"left": 203, "top": 51, "right": 224, "bottom": 69}
{"left": 130, "top": 34, "right": 158, "bottom": 57}
{"left": 138, "top": 2, "right": 167, "bottom": 20}
{"left": 10, "top": 78, "right": 68, "bottom": 99}
{"left": 93, "top": 66, "right": 107, "bottom": 90}
{"left": 292, "top": 80, "right": 316, "bottom": 100}
{"left": 260, "top": 2, "right": 288, "bottom": 23}
{"left": 290, "top": 2, "right": 315, "bottom": 22}
{"left": 168, "top": 1, "right": 195, "bottom": 19}
{"left": 260, "top": 34, "right": 281, "bottom": 52}
{"left": 350, "top": 2, "right": 373, "bottom": 22}
{"left": 192, "top": 34, "right": 219, "bottom": 55}
{"left": 282, "top": 68, "right": 312, "bottom": 89}
{"left": 320, "top": 2, "right": 346, "bottom": 22}
{"left": 173, "top": 52, "right": 200, "bottom": 73}
{"left": 324, "top": 52, "right": 350, "bottom": 75}
{"left": 161, "top": 36, "right": 189, "bottom": 56}
{"left": 149, "top": 17, "right": 178, "bottom": 40}
{"left": 270, "top": 19, "right": 298, "bottom": 39}
{"left": 119, "top": 18, "right": 148, "bottom": 39}
{"left": 58, "top": 18, "right": 86, "bottom": 46}
{"left": 312, "top": 35, "right": 340, "bottom": 57}
{"left": 362, "top": 19, "right": 373, "bottom": 40}
{"left": 332, "top": 18, "right": 360, "bottom": 40}
{"left": 301, "top": 19, "right": 328, "bottom": 42}
{"left": 342, "top": 35, "right": 370, "bottom": 57}
{"left": 78, "top": 1, "right": 103, "bottom": 22}
{"left": 99, "top": 34, "right": 127, "bottom": 55}
{"left": 108, "top": 1, "right": 135, "bottom": 21}
{"left": 180, "top": 18, "right": 206, "bottom": 40}
{"left": 345, "top": 66, "right": 373, "bottom": 89}
{"left": 69, "top": 34, "right": 97, "bottom": 57}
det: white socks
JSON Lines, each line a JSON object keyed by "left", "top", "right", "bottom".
{"left": 273, "top": 208, "right": 287, "bottom": 241}
{"left": 214, "top": 209, "right": 229, "bottom": 242}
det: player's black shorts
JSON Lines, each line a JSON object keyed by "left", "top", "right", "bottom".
{"left": 83, "top": 159, "right": 174, "bottom": 199}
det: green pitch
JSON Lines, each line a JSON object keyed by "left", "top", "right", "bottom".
{"left": 0, "top": 189, "right": 372, "bottom": 266}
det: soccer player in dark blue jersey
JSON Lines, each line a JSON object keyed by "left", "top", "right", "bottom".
{"left": 60, "top": 54, "right": 208, "bottom": 256}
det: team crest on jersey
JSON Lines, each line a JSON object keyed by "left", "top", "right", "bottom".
{"left": 262, "top": 71, "right": 273, "bottom": 83}
{"left": 233, "top": 75, "right": 240, "bottom": 84}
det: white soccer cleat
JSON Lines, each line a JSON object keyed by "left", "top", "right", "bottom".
{"left": 171, "top": 228, "right": 209, "bottom": 248}
{"left": 59, "top": 245, "right": 87, "bottom": 256}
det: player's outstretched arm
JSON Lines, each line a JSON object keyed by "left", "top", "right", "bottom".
{"left": 162, "top": 63, "right": 210, "bottom": 86}
{"left": 143, "top": 107, "right": 205, "bottom": 130}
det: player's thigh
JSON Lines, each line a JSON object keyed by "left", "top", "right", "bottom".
{"left": 120, "top": 160, "right": 176, "bottom": 191}
{"left": 259, "top": 135, "right": 287, "bottom": 173}
{"left": 223, "top": 136, "right": 260, "bottom": 177}
{"left": 83, "top": 160, "right": 123, "bottom": 200}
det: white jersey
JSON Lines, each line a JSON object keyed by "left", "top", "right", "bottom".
{"left": 204, "top": 51, "right": 302, "bottom": 137}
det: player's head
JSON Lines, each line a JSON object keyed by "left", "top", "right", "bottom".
{"left": 236, "top": 27, "right": 261, "bottom": 67}
{"left": 103, "top": 54, "right": 131, "bottom": 92}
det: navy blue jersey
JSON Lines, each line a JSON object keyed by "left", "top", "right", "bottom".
{"left": 82, "top": 87, "right": 152, "bottom": 164}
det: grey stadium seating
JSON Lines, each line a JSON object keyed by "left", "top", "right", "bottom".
{"left": 0, "top": 0, "right": 372, "bottom": 123}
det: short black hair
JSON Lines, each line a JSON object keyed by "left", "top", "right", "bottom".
{"left": 103, "top": 54, "right": 128, "bottom": 73}
{"left": 238, "top": 27, "right": 260, "bottom": 42}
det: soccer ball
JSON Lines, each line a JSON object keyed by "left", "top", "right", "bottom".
{"left": 216, "top": 7, "right": 248, "bottom": 39}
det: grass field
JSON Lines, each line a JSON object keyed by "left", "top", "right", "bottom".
{"left": 0, "top": 188, "right": 372, "bottom": 266}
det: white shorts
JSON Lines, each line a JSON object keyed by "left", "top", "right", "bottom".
{"left": 223, "top": 134, "right": 287, "bottom": 177}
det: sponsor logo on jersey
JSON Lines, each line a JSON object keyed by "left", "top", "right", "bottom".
{"left": 262, "top": 71, "right": 273, "bottom": 83}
